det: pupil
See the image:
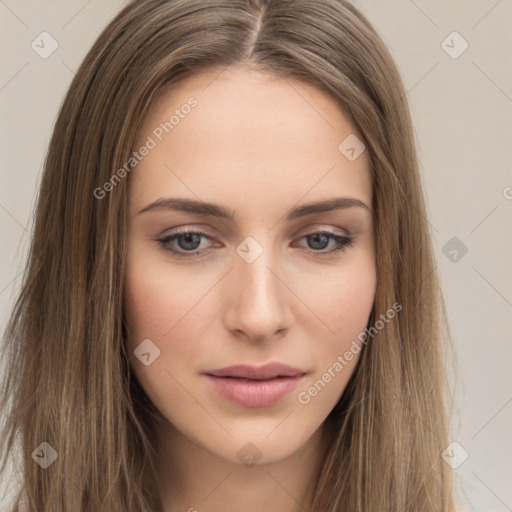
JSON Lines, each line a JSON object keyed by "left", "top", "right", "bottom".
{"left": 179, "top": 233, "right": 200, "bottom": 250}
{"left": 309, "top": 233, "right": 328, "bottom": 250}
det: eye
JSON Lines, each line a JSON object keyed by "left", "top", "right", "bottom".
{"left": 156, "top": 229, "right": 355, "bottom": 258}
{"left": 295, "top": 231, "right": 355, "bottom": 258}
{"left": 156, "top": 229, "right": 215, "bottom": 258}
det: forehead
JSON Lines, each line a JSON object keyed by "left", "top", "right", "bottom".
{"left": 129, "top": 65, "right": 372, "bottom": 216}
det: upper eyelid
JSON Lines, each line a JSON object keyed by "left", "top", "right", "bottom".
{"left": 162, "top": 222, "right": 353, "bottom": 238}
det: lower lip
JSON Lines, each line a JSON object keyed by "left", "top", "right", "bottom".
{"left": 205, "top": 374, "right": 305, "bottom": 408}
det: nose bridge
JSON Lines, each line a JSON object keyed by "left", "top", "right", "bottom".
{"left": 224, "top": 235, "right": 290, "bottom": 339}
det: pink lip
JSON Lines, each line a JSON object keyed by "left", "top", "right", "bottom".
{"left": 204, "top": 363, "right": 306, "bottom": 408}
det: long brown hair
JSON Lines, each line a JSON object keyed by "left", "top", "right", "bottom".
{"left": 0, "top": 0, "right": 456, "bottom": 510}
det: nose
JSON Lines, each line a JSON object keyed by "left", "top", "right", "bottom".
{"left": 223, "top": 241, "right": 293, "bottom": 343}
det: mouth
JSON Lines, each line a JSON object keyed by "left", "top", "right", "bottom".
{"left": 203, "top": 363, "right": 306, "bottom": 408}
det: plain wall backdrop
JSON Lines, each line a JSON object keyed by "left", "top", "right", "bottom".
{"left": 0, "top": 1, "right": 511, "bottom": 510}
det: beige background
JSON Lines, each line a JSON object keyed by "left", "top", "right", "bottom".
{"left": 1, "top": 1, "right": 511, "bottom": 510}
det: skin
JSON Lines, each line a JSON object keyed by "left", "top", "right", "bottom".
{"left": 124, "top": 64, "right": 377, "bottom": 512}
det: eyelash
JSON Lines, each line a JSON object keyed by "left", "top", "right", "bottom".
{"left": 156, "top": 229, "right": 355, "bottom": 259}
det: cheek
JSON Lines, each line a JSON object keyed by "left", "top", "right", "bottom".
{"left": 123, "top": 263, "right": 198, "bottom": 421}
{"left": 123, "top": 252, "right": 215, "bottom": 386}
{"left": 301, "top": 253, "right": 376, "bottom": 334}
{"left": 333, "top": 271, "right": 376, "bottom": 336}
{"left": 298, "top": 257, "right": 376, "bottom": 384}
{"left": 124, "top": 245, "right": 202, "bottom": 341}
{"left": 294, "top": 287, "right": 375, "bottom": 412}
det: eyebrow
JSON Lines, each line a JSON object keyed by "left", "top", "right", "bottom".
{"left": 137, "top": 196, "right": 374, "bottom": 221}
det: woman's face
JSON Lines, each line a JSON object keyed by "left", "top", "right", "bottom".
{"left": 124, "top": 65, "right": 376, "bottom": 466}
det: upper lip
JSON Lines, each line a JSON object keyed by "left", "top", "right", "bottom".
{"left": 205, "top": 363, "right": 306, "bottom": 380}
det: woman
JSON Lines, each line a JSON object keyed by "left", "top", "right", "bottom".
{"left": 0, "top": 0, "right": 458, "bottom": 510}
